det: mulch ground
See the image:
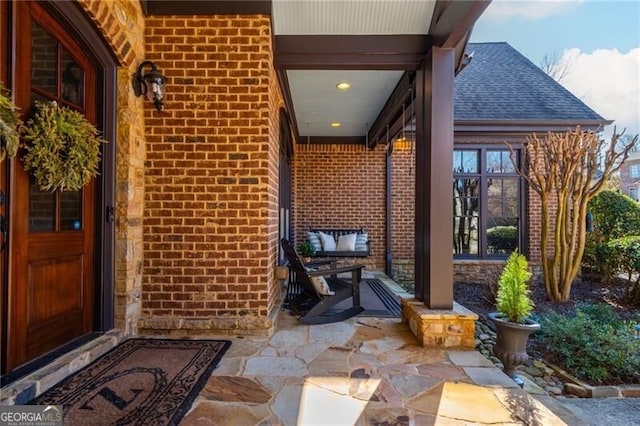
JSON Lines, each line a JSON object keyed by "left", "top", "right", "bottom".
{"left": 453, "top": 277, "right": 639, "bottom": 322}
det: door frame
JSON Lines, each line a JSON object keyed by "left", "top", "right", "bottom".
{"left": 0, "top": 0, "right": 9, "bottom": 378}
{"left": 1, "top": 0, "right": 118, "bottom": 374}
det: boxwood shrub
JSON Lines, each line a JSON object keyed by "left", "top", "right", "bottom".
{"left": 583, "top": 190, "right": 640, "bottom": 282}
{"left": 605, "top": 236, "right": 640, "bottom": 305}
{"left": 536, "top": 302, "right": 640, "bottom": 384}
{"left": 487, "top": 225, "right": 517, "bottom": 253}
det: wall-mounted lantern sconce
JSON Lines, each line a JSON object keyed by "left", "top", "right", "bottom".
{"left": 132, "top": 60, "right": 166, "bottom": 112}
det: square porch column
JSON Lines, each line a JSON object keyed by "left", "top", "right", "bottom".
{"left": 403, "top": 47, "right": 477, "bottom": 349}
{"left": 415, "top": 46, "right": 454, "bottom": 309}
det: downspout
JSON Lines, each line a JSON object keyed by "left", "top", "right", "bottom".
{"left": 385, "top": 144, "right": 392, "bottom": 276}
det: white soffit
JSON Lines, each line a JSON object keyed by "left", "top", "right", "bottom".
{"left": 273, "top": 0, "right": 437, "bottom": 35}
{"left": 288, "top": 69, "right": 404, "bottom": 137}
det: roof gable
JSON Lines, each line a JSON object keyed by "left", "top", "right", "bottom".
{"left": 455, "top": 42, "right": 606, "bottom": 123}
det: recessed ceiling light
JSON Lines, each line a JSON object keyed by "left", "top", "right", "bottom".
{"left": 336, "top": 82, "right": 351, "bottom": 90}
{"left": 331, "top": 122, "right": 341, "bottom": 127}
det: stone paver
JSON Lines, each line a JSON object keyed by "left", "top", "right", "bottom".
{"left": 464, "top": 366, "right": 520, "bottom": 388}
{"left": 180, "top": 312, "right": 570, "bottom": 425}
{"left": 531, "top": 395, "right": 589, "bottom": 426}
{"left": 448, "top": 349, "right": 495, "bottom": 367}
{"left": 270, "top": 384, "right": 304, "bottom": 426}
{"left": 244, "top": 356, "right": 308, "bottom": 377}
{"left": 493, "top": 388, "right": 571, "bottom": 426}
{"left": 181, "top": 401, "right": 271, "bottom": 426}
{"left": 407, "top": 381, "right": 516, "bottom": 423}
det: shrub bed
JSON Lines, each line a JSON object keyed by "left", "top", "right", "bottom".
{"left": 535, "top": 302, "right": 640, "bottom": 384}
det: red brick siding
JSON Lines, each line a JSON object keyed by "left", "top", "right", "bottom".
{"left": 142, "top": 15, "right": 279, "bottom": 323}
{"left": 619, "top": 153, "right": 640, "bottom": 199}
{"left": 527, "top": 174, "right": 542, "bottom": 264}
{"left": 292, "top": 143, "right": 386, "bottom": 268}
{"left": 526, "top": 142, "right": 559, "bottom": 266}
{"left": 390, "top": 141, "right": 415, "bottom": 259}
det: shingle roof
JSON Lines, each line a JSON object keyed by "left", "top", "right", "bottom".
{"left": 454, "top": 42, "right": 606, "bottom": 122}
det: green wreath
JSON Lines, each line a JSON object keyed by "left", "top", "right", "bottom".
{"left": 0, "top": 83, "right": 23, "bottom": 162}
{"left": 23, "top": 101, "right": 106, "bottom": 192}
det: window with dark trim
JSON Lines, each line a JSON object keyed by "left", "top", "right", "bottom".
{"left": 278, "top": 108, "right": 293, "bottom": 264}
{"left": 453, "top": 146, "right": 523, "bottom": 258}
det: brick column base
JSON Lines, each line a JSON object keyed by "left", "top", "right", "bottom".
{"left": 401, "top": 298, "right": 478, "bottom": 349}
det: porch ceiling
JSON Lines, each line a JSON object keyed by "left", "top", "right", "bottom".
{"left": 144, "top": 0, "right": 491, "bottom": 144}
{"left": 273, "top": 0, "right": 436, "bottom": 142}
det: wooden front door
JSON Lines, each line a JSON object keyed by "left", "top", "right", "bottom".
{"left": 5, "top": 2, "right": 97, "bottom": 373}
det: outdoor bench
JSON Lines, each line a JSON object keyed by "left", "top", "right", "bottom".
{"left": 308, "top": 228, "right": 370, "bottom": 258}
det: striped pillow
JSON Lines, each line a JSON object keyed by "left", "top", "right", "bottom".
{"left": 355, "top": 233, "right": 368, "bottom": 251}
{"left": 307, "top": 232, "right": 322, "bottom": 252}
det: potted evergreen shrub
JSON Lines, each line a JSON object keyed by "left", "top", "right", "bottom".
{"left": 488, "top": 250, "right": 540, "bottom": 384}
{"left": 297, "top": 241, "right": 316, "bottom": 263}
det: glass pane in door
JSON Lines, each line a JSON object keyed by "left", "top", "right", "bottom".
{"left": 61, "top": 48, "right": 84, "bottom": 106}
{"left": 61, "top": 191, "right": 82, "bottom": 230}
{"left": 31, "top": 21, "right": 57, "bottom": 96}
{"left": 29, "top": 178, "right": 55, "bottom": 232}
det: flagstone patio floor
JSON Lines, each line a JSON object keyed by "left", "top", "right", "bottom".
{"left": 1, "top": 270, "right": 585, "bottom": 424}
{"left": 180, "top": 311, "right": 579, "bottom": 425}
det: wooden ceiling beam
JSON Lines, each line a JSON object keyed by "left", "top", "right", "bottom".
{"left": 144, "top": 0, "right": 272, "bottom": 16}
{"left": 367, "top": 72, "right": 415, "bottom": 148}
{"left": 430, "top": 0, "right": 491, "bottom": 49}
{"left": 274, "top": 35, "right": 431, "bottom": 70}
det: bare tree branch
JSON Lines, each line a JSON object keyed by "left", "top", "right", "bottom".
{"left": 539, "top": 51, "right": 572, "bottom": 83}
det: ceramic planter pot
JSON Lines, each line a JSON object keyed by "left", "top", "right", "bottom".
{"left": 488, "top": 312, "right": 541, "bottom": 379}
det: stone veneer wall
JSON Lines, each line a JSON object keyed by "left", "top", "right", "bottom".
{"left": 401, "top": 299, "right": 478, "bottom": 349}
{"left": 292, "top": 143, "right": 386, "bottom": 269}
{"left": 77, "top": 0, "right": 146, "bottom": 335}
{"left": 139, "top": 15, "right": 281, "bottom": 336}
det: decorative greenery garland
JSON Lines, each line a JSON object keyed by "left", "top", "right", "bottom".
{"left": 0, "top": 83, "right": 23, "bottom": 162}
{"left": 23, "top": 101, "right": 106, "bottom": 192}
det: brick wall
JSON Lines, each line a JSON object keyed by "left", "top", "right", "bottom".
{"left": 525, "top": 139, "right": 561, "bottom": 266}
{"left": 390, "top": 140, "right": 415, "bottom": 260}
{"left": 295, "top": 138, "right": 530, "bottom": 280}
{"left": 292, "top": 143, "right": 386, "bottom": 269}
{"left": 619, "top": 152, "right": 640, "bottom": 199}
{"left": 139, "top": 15, "right": 280, "bottom": 335}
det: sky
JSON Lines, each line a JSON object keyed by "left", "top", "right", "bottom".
{"left": 470, "top": 0, "right": 640, "bottom": 140}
